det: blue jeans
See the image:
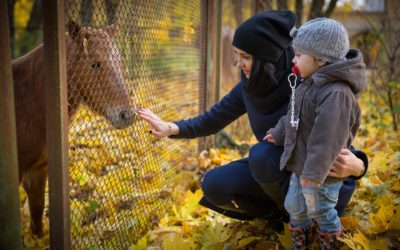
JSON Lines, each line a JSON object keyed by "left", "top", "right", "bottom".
{"left": 284, "top": 173, "right": 342, "bottom": 232}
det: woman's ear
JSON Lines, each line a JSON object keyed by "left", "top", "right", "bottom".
{"left": 317, "top": 60, "right": 327, "bottom": 67}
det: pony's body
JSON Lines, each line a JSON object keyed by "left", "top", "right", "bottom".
{"left": 12, "top": 22, "right": 135, "bottom": 235}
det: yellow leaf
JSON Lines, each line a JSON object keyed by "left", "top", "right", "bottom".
{"left": 353, "top": 232, "right": 370, "bottom": 249}
{"left": 277, "top": 223, "right": 292, "bottom": 249}
{"left": 369, "top": 175, "right": 383, "bottom": 185}
{"left": 368, "top": 205, "right": 393, "bottom": 233}
{"left": 194, "top": 222, "right": 232, "bottom": 248}
{"left": 376, "top": 193, "right": 395, "bottom": 207}
{"left": 238, "top": 236, "right": 262, "bottom": 248}
{"left": 390, "top": 177, "right": 400, "bottom": 192}
{"left": 340, "top": 231, "right": 389, "bottom": 250}
{"left": 341, "top": 216, "right": 359, "bottom": 230}
{"left": 130, "top": 235, "right": 148, "bottom": 250}
{"left": 388, "top": 205, "right": 400, "bottom": 231}
{"left": 162, "top": 233, "right": 196, "bottom": 250}
{"left": 198, "top": 150, "right": 211, "bottom": 168}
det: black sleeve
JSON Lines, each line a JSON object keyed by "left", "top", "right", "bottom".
{"left": 348, "top": 146, "right": 368, "bottom": 180}
{"left": 170, "top": 83, "right": 246, "bottom": 139}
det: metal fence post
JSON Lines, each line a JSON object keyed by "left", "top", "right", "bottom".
{"left": 0, "top": 1, "right": 22, "bottom": 249}
{"left": 43, "top": 0, "right": 71, "bottom": 248}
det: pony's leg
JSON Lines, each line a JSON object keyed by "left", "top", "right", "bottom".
{"left": 23, "top": 160, "right": 47, "bottom": 237}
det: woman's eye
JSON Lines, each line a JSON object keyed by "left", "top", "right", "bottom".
{"left": 91, "top": 62, "right": 101, "bottom": 69}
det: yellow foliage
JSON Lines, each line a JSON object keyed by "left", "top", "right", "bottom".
{"left": 162, "top": 233, "right": 196, "bottom": 250}
{"left": 340, "top": 231, "right": 388, "bottom": 250}
{"left": 238, "top": 236, "right": 263, "bottom": 248}
{"left": 367, "top": 204, "right": 400, "bottom": 233}
{"left": 341, "top": 216, "right": 360, "bottom": 230}
{"left": 198, "top": 150, "right": 211, "bottom": 168}
{"left": 13, "top": 0, "right": 34, "bottom": 38}
{"left": 130, "top": 235, "right": 148, "bottom": 250}
{"left": 277, "top": 223, "right": 292, "bottom": 249}
{"left": 390, "top": 177, "right": 400, "bottom": 192}
{"left": 193, "top": 221, "right": 232, "bottom": 249}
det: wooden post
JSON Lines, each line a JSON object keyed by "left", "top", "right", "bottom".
{"left": 199, "top": 0, "right": 222, "bottom": 151}
{"left": 0, "top": 1, "right": 22, "bottom": 248}
{"left": 43, "top": 0, "right": 71, "bottom": 248}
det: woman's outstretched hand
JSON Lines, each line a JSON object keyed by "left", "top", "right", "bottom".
{"left": 137, "top": 107, "right": 179, "bottom": 138}
{"left": 329, "top": 149, "right": 365, "bottom": 178}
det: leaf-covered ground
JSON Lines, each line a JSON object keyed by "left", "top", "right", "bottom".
{"left": 19, "top": 93, "right": 399, "bottom": 249}
{"left": 130, "top": 95, "right": 400, "bottom": 250}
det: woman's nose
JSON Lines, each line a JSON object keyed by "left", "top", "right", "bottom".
{"left": 236, "top": 58, "right": 242, "bottom": 68}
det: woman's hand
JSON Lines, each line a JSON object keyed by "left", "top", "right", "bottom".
{"left": 137, "top": 108, "right": 179, "bottom": 138}
{"left": 263, "top": 134, "right": 276, "bottom": 144}
{"left": 301, "top": 178, "right": 321, "bottom": 188}
{"left": 329, "top": 149, "right": 365, "bottom": 178}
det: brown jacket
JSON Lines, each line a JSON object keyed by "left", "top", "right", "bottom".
{"left": 268, "top": 49, "right": 367, "bottom": 184}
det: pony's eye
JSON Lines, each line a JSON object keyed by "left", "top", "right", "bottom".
{"left": 90, "top": 61, "right": 101, "bottom": 69}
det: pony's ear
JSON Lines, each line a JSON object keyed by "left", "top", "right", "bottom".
{"left": 67, "top": 20, "right": 81, "bottom": 40}
{"left": 104, "top": 24, "right": 118, "bottom": 38}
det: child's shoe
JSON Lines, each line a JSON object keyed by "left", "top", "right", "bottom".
{"left": 317, "top": 227, "right": 344, "bottom": 250}
{"left": 288, "top": 221, "right": 316, "bottom": 250}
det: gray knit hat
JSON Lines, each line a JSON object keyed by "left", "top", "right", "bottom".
{"left": 290, "top": 18, "right": 350, "bottom": 62}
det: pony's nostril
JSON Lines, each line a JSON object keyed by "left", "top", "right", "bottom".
{"left": 119, "top": 110, "right": 128, "bottom": 121}
{"left": 119, "top": 110, "right": 135, "bottom": 121}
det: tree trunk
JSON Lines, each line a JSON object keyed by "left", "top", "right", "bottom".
{"left": 295, "top": 0, "right": 303, "bottom": 26}
{"left": 255, "top": 0, "right": 273, "bottom": 13}
{"left": 324, "top": 0, "right": 338, "bottom": 17}
{"left": 7, "top": 0, "right": 16, "bottom": 58}
{"left": 277, "top": 0, "right": 288, "bottom": 10}
{"left": 26, "top": 0, "right": 42, "bottom": 33}
{"left": 233, "top": 0, "right": 244, "bottom": 24}
{"left": 308, "top": 0, "right": 324, "bottom": 19}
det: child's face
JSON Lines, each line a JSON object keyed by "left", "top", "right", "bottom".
{"left": 292, "top": 50, "right": 325, "bottom": 78}
{"left": 233, "top": 47, "right": 253, "bottom": 79}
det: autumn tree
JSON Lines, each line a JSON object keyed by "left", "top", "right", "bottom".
{"left": 357, "top": 6, "right": 400, "bottom": 131}
{"left": 7, "top": 0, "right": 16, "bottom": 57}
{"left": 255, "top": 0, "right": 338, "bottom": 25}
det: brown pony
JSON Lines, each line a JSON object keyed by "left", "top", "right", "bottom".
{"left": 12, "top": 21, "right": 135, "bottom": 236}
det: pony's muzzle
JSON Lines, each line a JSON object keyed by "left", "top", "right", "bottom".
{"left": 107, "top": 107, "right": 136, "bottom": 129}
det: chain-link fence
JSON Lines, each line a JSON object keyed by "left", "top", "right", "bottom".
{"left": 64, "top": 0, "right": 207, "bottom": 248}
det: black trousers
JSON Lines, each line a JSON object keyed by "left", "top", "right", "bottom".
{"left": 199, "top": 141, "right": 356, "bottom": 221}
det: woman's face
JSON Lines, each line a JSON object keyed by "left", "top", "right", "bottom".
{"left": 233, "top": 47, "right": 253, "bottom": 79}
{"left": 292, "top": 50, "right": 325, "bottom": 78}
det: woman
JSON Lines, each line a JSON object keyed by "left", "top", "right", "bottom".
{"left": 138, "top": 10, "right": 367, "bottom": 231}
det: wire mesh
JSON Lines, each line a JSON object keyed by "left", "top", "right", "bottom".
{"left": 65, "top": 0, "right": 207, "bottom": 248}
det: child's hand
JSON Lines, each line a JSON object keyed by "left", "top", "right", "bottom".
{"left": 301, "top": 178, "right": 321, "bottom": 188}
{"left": 263, "top": 134, "right": 276, "bottom": 144}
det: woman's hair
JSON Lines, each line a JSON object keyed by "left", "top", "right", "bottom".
{"left": 245, "top": 57, "right": 279, "bottom": 94}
